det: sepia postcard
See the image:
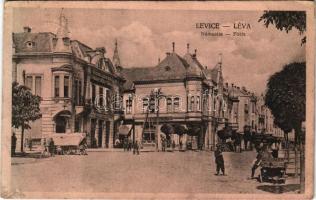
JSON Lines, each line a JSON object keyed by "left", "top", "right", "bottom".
{"left": 1, "top": 1, "right": 315, "bottom": 199}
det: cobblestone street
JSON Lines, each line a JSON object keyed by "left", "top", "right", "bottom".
{"left": 11, "top": 150, "right": 300, "bottom": 196}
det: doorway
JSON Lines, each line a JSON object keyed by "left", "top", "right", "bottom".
{"left": 55, "top": 116, "right": 67, "bottom": 133}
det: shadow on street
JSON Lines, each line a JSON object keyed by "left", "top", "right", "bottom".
{"left": 256, "top": 184, "right": 300, "bottom": 194}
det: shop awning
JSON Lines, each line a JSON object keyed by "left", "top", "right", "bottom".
{"left": 52, "top": 133, "right": 85, "bottom": 146}
{"left": 118, "top": 125, "right": 132, "bottom": 136}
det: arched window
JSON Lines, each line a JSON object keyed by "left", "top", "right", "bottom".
{"left": 190, "top": 96, "right": 195, "bottom": 111}
{"left": 196, "top": 96, "right": 201, "bottom": 111}
{"left": 166, "top": 97, "right": 172, "bottom": 112}
{"left": 174, "top": 97, "right": 180, "bottom": 112}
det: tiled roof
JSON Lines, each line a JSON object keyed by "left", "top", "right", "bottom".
{"left": 121, "top": 52, "right": 195, "bottom": 90}
{"left": 183, "top": 53, "right": 203, "bottom": 77}
{"left": 204, "top": 64, "right": 220, "bottom": 83}
{"left": 13, "top": 32, "right": 56, "bottom": 53}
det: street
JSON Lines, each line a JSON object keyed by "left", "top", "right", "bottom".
{"left": 11, "top": 150, "right": 300, "bottom": 195}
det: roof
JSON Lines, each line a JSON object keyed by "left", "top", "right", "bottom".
{"left": 204, "top": 64, "right": 220, "bottom": 83}
{"left": 121, "top": 52, "right": 192, "bottom": 90}
{"left": 13, "top": 32, "right": 56, "bottom": 53}
{"left": 183, "top": 53, "right": 203, "bottom": 77}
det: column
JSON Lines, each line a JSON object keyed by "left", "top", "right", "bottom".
{"left": 109, "top": 120, "right": 114, "bottom": 148}
{"left": 157, "top": 124, "right": 162, "bottom": 151}
{"left": 102, "top": 121, "right": 107, "bottom": 148}
{"left": 95, "top": 121, "right": 99, "bottom": 146}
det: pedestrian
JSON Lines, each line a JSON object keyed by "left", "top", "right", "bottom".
{"left": 172, "top": 140, "right": 175, "bottom": 151}
{"left": 11, "top": 132, "right": 17, "bottom": 156}
{"left": 133, "top": 140, "right": 140, "bottom": 155}
{"left": 214, "top": 144, "right": 225, "bottom": 176}
{"left": 161, "top": 137, "right": 166, "bottom": 152}
{"left": 179, "top": 139, "right": 183, "bottom": 150}
{"left": 123, "top": 137, "right": 128, "bottom": 151}
{"left": 39, "top": 138, "right": 48, "bottom": 158}
{"left": 49, "top": 138, "right": 55, "bottom": 157}
{"left": 251, "top": 147, "right": 264, "bottom": 179}
{"left": 128, "top": 138, "right": 132, "bottom": 151}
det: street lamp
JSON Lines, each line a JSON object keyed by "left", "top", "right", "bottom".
{"left": 150, "top": 88, "right": 165, "bottom": 151}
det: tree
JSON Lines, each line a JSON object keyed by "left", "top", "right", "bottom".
{"left": 265, "top": 62, "right": 305, "bottom": 142}
{"left": 259, "top": 11, "right": 306, "bottom": 44}
{"left": 12, "top": 82, "right": 42, "bottom": 153}
{"left": 265, "top": 62, "right": 305, "bottom": 192}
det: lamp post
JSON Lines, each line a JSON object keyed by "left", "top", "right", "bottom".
{"left": 150, "top": 88, "right": 164, "bottom": 151}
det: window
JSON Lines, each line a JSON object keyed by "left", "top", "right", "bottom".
{"left": 126, "top": 95, "right": 133, "bottom": 114}
{"left": 92, "top": 84, "right": 96, "bottom": 104}
{"left": 35, "top": 76, "right": 41, "bottom": 96}
{"left": 149, "top": 97, "right": 156, "bottom": 113}
{"left": 78, "top": 81, "right": 82, "bottom": 104}
{"left": 142, "top": 98, "right": 149, "bottom": 113}
{"left": 167, "top": 97, "right": 172, "bottom": 112}
{"left": 99, "top": 87, "right": 104, "bottom": 107}
{"left": 25, "top": 76, "right": 33, "bottom": 90}
{"left": 54, "top": 76, "right": 60, "bottom": 97}
{"left": 196, "top": 96, "right": 201, "bottom": 111}
{"left": 25, "top": 41, "right": 35, "bottom": 48}
{"left": 64, "top": 76, "right": 69, "bottom": 98}
{"left": 106, "top": 89, "right": 110, "bottom": 109}
{"left": 174, "top": 97, "right": 180, "bottom": 112}
{"left": 190, "top": 96, "right": 195, "bottom": 111}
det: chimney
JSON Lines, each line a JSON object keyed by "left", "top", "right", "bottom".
{"left": 158, "top": 57, "right": 161, "bottom": 64}
{"left": 218, "top": 53, "right": 222, "bottom": 64}
{"left": 23, "top": 26, "right": 31, "bottom": 33}
{"left": 205, "top": 66, "right": 207, "bottom": 69}
{"left": 172, "top": 42, "right": 175, "bottom": 53}
{"left": 166, "top": 52, "right": 171, "bottom": 56}
{"left": 187, "top": 43, "right": 190, "bottom": 53}
{"left": 225, "top": 82, "right": 228, "bottom": 88}
{"left": 194, "top": 49, "right": 197, "bottom": 56}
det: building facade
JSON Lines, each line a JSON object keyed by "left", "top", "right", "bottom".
{"left": 120, "top": 43, "right": 228, "bottom": 150}
{"left": 12, "top": 12, "right": 125, "bottom": 149}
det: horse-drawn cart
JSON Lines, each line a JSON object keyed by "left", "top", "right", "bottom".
{"left": 258, "top": 157, "right": 286, "bottom": 184}
{"left": 52, "top": 133, "right": 87, "bottom": 155}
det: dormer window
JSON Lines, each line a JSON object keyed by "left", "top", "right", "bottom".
{"left": 25, "top": 41, "right": 35, "bottom": 48}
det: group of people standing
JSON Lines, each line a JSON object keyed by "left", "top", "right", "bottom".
{"left": 122, "top": 137, "right": 140, "bottom": 155}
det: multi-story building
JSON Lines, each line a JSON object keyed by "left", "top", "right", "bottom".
{"left": 120, "top": 43, "right": 228, "bottom": 150}
{"left": 12, "top": 12, "right": 125, "bottom": 149}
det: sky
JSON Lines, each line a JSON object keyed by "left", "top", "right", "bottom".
{"left": 12, "top": 8, "right": 306, "bottom": 94}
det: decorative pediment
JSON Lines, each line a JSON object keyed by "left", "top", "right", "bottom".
{"left": 52, "top": 64, "right": 73, "bottom": 72}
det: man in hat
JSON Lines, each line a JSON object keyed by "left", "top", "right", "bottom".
{"left": 214, "top": 144, "right": 225, "bottom": 176}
